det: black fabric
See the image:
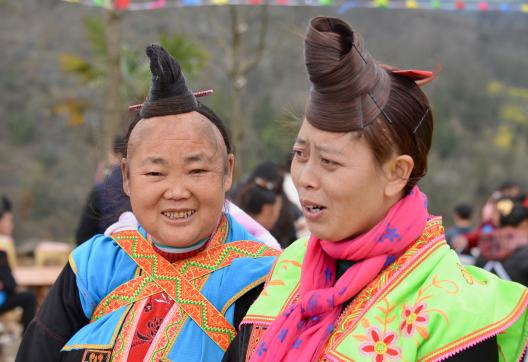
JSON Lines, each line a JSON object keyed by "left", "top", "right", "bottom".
{"left": 0, "top": 250, "right": 36, "bottom": 331}
{"left": 233, "top": 283, "right": 264, "bottom": 330}
{"left": 0, "top": 290, "right": 36, "bottom": 331}
{"left": 500, "top": 246, "right": 528, "bottom": 286}
{"left": 75, "top": 166, "right": 131, "bottom": 245}
{"left": 272, "top": 198, "right": 303, "bottom": 248}
{"left": 75, "top": 188, "right": 101, "bottom": 245}
{"left": 223, "top": 324, "right": 498, "bottom": 362}
{"left": 223, "top": 323, "right": 253, "bottom": 362}
{"left": 0, "top": 250, "right": 17, "bottom": 293}
{"left": 477, "top": 246, "right": 528, "bottom": 287}
{"left": 16, "top": 263, "right": 89, "bottom": 362}
{"left": 447, "top": 336, "right": 498, "bottom": 361}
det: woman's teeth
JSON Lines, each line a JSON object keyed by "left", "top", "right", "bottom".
{"left": 162, "top": 210, "right": 195, "bottom": 219}
{"left": 307, "top": 205, "right": 323, "bottom": 212}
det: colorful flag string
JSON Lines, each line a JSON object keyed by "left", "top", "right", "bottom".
{"left": 62, "top": 0, "right": 528, "bottom": 12}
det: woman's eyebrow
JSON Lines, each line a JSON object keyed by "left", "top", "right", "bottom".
{"left": 315, "top": 144, "right": 343, "bottom": 155}
{"left": 295, "top": 137, "right": 342, "bottom": 155}
{"left": 140, "top": 157, "right": 168, "bottom": 166}
{"left": 184, "top": 152, "right": 209, "bottom": 164}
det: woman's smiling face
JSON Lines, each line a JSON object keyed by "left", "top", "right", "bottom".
{"left": 123, "top": 112, "right": 234, "bottom": 247}
{"left": 291, "top": 119, "right": 393, "bottom": 242}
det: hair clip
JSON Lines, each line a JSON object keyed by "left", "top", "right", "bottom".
{"left": 389, "top": 64, "right": 441, "bottom": 87}
{"left": 391, "top": 69, "right": 433, "bottom": 80}
{"left": 497, "top": 199, "right": 515, "bottom": 217}
{"left": 193, "top": 89, "right": 214, "bottom": 98}
{"left": 351, "top": 43, "right": 395, "bottom": 129}
{"left": 128, "top": 89, "right": 214, "bottom": 111}
{"left": 412, "top": 108, "right": 430, "bottom": 134}
{"left": 351, "top": 46, "right": 432, "bottom": 133}
{"left": 254, "top": 177, "right": 276, "bottom": 191}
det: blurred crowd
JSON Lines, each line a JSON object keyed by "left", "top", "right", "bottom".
{"left": 446, "top": 180, "right": 528, "bottom": 286}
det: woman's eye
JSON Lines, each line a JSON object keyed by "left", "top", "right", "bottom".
{"left": 321, "top": 158, "right": 337, "bottom": 166}
{"left": 145, "top": 171, "right": 163, "bottom": 177}
{"left": 292, "top": 149, "right": 306, "bottom": 159}
{"left": 190, "top": 169, "right": 206, "bottom": 175}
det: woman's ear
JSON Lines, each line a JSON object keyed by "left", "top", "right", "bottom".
{"left": 382, "top": 155, "right": 414, "bottom": 198}
{"left": 223, "top": 154, "right": 235, "bottom": 192}
{"left": 121, "top": 158, "right": 131, "bottom": 197}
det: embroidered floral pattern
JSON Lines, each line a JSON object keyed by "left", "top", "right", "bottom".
{"left": 327, "top": 219, "right": 444, "bottom": 349}
{"left": 379, "top": 224, "right": 401, "bottom": 243}
{"left": 360, "top": 327, "right": 401, "bottom": 362}
{"left": 399, "top": 302, "right": 429, "bottom": 336}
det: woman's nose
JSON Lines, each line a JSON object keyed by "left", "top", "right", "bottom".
{"left": 294, "top": 162, "right": 319, "bottom": 191}
{"left": 163, "top": 181, "right": 191, "bottom": 200}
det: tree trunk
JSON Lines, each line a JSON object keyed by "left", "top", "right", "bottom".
{"left": 227, "top": 6, "right": 269, "bottom": 177}
{"left": 102, "top": 9, "right": 122, "bottom": 164}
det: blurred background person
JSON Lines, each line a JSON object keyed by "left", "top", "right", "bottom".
{"left": 445, "top": 203, "right": 474, "bottom": 251}
{"left": 457, "top": 181, "right": 527, "bottom": 257}
{"left": 233, "top": 161, "right": 305, "bottom": 248}
{"left": 477, "top": 197, "right": 528, "bottom": 285}
{"left": 74, "top": 135, "right": 131, "bottom": 245}
{"left": 0, "top": 196, "right": 17, "bottom": 269}
{"left": 0, "top": 196, "right": 36, "bottom": 333}
{"left": 237, "top": 178, "right": 282, "bottom": 232}
{"left": 497, "top": 180, "right": 524, "bottom": 199}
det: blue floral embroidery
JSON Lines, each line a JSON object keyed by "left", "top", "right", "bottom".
{"left": 325, "top": 323, "right": 334, "bottom": 336}
{"left": 324, "top": 267, "right": 333, "bottom": 282}
{"left": 293, "top": 339, "right": 303, "bottom": 349}
{"left": 257, "top": 342, "right": 268, "bottom": 356}
{"left": 384, "top": 255, "right": 396, "bottom": 267}
{"left": 278, "top": 328, "right": 288, "bottom": 342}
{"left": 284, "top": 306, "right": 295, "bottom": 317}
{"left": 307, "top": 293, "right": 320, "bottom": 312}
{"left": 326, "top": 296, "right": 334, "bottom": 308}
{"left": 379, "top": 224, "right": 401, "bottom": 243}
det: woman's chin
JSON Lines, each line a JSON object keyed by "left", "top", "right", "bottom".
{"left": 309, "top": 227, "right": 339, "bottom": 242}
{"left": 155, "top": 231, "right": 202, "bottom": 248}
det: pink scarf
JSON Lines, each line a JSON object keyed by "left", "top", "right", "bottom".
{"left": 250, "top": 186, "right": 429, "bottom": 361}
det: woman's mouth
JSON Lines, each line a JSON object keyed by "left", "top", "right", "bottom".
{"left": 161, "top": 209, "right": 196, "bottom": 220}
{"left": 302, "top": 201, "right": 326, "bottom": 221}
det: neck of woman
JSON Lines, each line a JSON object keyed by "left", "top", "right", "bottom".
{"left": 151, "top": 237, "right": 210, "bottom": 263}
{"left": 153, "top": 237, "right": 209, "bottom": 254}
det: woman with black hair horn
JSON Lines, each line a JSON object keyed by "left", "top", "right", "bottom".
{"left": 16, "top": 45, "right": 279, "bottom": 362}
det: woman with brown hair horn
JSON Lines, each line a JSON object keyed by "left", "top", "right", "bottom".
{"left": 224, "top": 17, "right": 527, "bottom": 362}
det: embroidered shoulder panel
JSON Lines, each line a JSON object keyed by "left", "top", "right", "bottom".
{"left": 327, "top": 218, "right": 444, "bottom": 349}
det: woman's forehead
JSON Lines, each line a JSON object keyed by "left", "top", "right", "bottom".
{"left": 128, "top": 113, "right": 224, "bottom": 157}
{"left": 296, "top": 120, "right": 361, "bottom": 153}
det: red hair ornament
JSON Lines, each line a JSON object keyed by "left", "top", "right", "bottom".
{"left": 128, "top": 89, "right": 214, "bottom": 112}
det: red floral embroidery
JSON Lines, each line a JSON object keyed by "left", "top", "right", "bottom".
{"left": 360, "top": 327, "right": 401, "bottom": 362}
{"left": 400, "top": 302, "right": 429, "bottom": 336}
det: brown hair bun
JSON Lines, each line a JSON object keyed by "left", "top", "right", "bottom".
{"left": 304, "top": 17, "right": 391, "bottom": 132}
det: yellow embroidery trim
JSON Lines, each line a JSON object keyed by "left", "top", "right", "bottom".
{"left": 61, "top": 304, "right": 133, "bottom": 351}
{"left": 221, "top": 275, "right": 267, "bottom": 315}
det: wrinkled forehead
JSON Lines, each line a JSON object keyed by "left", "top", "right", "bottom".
{"left": 127, "top": 112, "right": 226, "bottom": 160}
{"left": 296, "top": 118, "right": 362, "bottom": 152}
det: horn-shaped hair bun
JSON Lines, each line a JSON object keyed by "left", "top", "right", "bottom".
{"left": 139, "top": 44, "right": 198, "bottom": 119}
{"left": 304, "top": 17, "right": 391, "bottom": 132}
